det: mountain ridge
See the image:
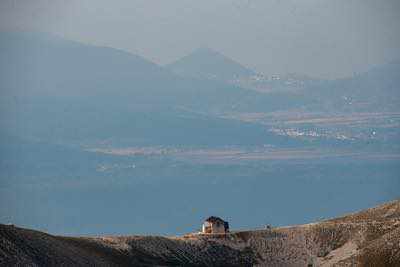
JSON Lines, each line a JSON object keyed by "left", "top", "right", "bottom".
{"left": 1, "top": 200, "right": 399, "bottom": 266}
{"left": 166, "top": 47, "right": 256, "bottom": 81}
{"left": 1, "top": 31, "right": 292, "bottom": 146}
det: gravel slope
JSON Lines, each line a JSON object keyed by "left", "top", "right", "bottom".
{"left": 1, "top": 200, "right": 399, "bottom": 266}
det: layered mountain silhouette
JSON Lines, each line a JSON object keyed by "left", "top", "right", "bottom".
{"left": 0, "top": 32, "right": 301, "bottom": 146}
{"left": 1, "top": 31, "right": 399, "bottom": 145}
{"left": 1, "top": 31, "right": 399, "bottom": 147}
{"left": 0, "top": 32, "right": 282, "bottom": 112}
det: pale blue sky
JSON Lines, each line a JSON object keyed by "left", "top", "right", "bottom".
{"left": 1, "top": 0, "right": 399, "bottom": 78}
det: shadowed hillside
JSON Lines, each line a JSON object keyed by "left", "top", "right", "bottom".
{"left": 1, "top": 200, "right": 399, "bottom": 266}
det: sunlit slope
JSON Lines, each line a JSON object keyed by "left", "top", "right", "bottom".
{"left": 1, "top": 200, "right": 399, "bottom": 266}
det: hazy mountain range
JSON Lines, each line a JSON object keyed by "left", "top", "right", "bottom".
{"left": 1, "top": 31, "right": 399, "bottom": 146}
{"left": 166, "top": 47, "right": 256, "bottom": 81}
{"left": 0, "top": 32, "right": 307, "bottom": 147}
{"left": 0, "top": 31, "right": 399, "bottom": 235}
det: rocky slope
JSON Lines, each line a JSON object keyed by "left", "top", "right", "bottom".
{"left": 1, "top": 200, "right": 399, "bottom": 266}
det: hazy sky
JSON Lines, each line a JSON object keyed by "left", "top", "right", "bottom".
{"left": 1, "top": 0, "right": 399, "bottom": 78}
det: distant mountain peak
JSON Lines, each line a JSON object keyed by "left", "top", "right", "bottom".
{"left": 166, "top": 47, "right": 255, "bottom": 81}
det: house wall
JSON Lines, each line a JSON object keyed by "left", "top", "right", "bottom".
{"left": 202, "top": 222, "right": 211, "bottom": 233}
{"left": 211, "top": 223, "right": 226, "bottom": 233}
{"left": 202, "top": 221, "right": 227, "bottom": 234}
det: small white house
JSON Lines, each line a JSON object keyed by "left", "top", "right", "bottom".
{"left": 202, "top": 216, "right": 229, "bottom": 234}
